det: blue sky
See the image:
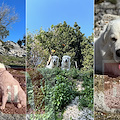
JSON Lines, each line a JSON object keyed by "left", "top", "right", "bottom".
{"left": 0, "top": 0, "right": 25, "bottom": 43}
{"left": 0, "top": 0, "right": 93, "bottom": 43}
{"left": 27, "top": 0, "right": 94, "bottom": 37}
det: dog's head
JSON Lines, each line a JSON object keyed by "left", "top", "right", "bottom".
{"left": 103, "top": 18, "right": 120, "bottom": 63}
{"left": 62, "top": 55, "right": 71, "bottom": 64}
{"left": 51, "top": 56, "right": 59, "bottom": 66}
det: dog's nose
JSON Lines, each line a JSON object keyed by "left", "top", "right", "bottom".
{"left": 116, "top": 49, "right": 120, "bottom": 57}
{"left": 65, "top": 59, "right": 68, "bottom": 62}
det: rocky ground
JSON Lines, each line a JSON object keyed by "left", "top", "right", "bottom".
{"left": 0, "top": 68, "right": 26, "bottom": 120}
{"left": 62, "top": 81, "right": 93, "bottom": 120}
{"left": 0, "top": 40, "right": 26, "bottom": 58}
{"left": 94, "top": 75, "right": 120, "bottom": 119}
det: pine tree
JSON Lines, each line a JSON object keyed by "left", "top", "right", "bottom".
{"left": 36, "top": 21, "right": 84, "bottom": 69}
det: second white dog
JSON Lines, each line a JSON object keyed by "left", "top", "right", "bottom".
{"left": 61, "top": 55, "right": 71, "bottom": 70}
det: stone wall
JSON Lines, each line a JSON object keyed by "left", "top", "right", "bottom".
{"left": 94, "top": 0, "right": 120, "bottom": 38}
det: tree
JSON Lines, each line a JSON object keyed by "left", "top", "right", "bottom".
{"left": 22, "top": 35, "right": 26, "bottom": 46}
{"left": 17, "top": 39, "right": 22, "bottom": 47}
{"left": 0, "top": 3, "right": 18, "bottom": 40}
{"left": 36, "top": 21, "right": 84, "bottom": 69}
{"left": 81, "top": 33, "right": 94, "bottom": 70}
{"left": 27, "top": 32, "right": 48, "bottom": 68}
{"left": 27, "top": 22, "right": 93, "bottom": 70}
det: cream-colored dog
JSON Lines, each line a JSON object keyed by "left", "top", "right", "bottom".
{"left": 0, "top": 63, "right": 26, "bottom": 109}
{"left": 61, "top": 55, "right": 71, "bottom": 70}
{"left": 46, "top": 56, "right": 59, "bottom": 69}
{"left": 95, "top": 18, "right": 120, "bottom": 75}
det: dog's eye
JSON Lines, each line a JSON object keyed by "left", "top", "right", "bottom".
{"left": 111, "top": 37, "right": 117, "bottom": 42}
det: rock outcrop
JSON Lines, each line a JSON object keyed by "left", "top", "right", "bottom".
{"left": 0, "top": 40, "right": 26, "bottom": 57}
{"left": 94, "top": 0, "right": 120, "bottom": 38}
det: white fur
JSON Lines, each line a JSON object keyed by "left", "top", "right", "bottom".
{"left": 61, "top": 55, "right": 71, "bottom": 70}
{"left": 0, "top": 63, "right": 6, "bottom": 69}
{"left": 46, "top": 56, "right": 59, "bottom": 69}
{"left": 95, "top": 18, "right": 120, "bottom": 75}
{"left": 0, "top": 63, "right": 26, "bottom": 109}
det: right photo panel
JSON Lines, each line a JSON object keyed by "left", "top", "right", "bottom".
{"left": 94, "top": 0, "right": 120, "bottom": 119}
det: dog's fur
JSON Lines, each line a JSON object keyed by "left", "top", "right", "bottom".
{"left": 95, "top": 18, "right": 120, "bottom": 76}
{"left": 0, "top": 63, "right": 26, "bottom": 109}
{"left": 46, "top": 56, "right": 59, "bottom": 69}
{"left": 61, "top": 55, "right": 71, "bottom": 70}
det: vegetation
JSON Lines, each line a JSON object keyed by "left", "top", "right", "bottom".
{"left": 27, "top": 67, "right": 93, "bottom": 120}
{"left": 28, "top": 68, "right": 77, "bottom": 119}
{"left": 95, "top": 0, "right": 117, "bottom": 4}
{"left": 0, "top": 54, "right": 25, "bottom": 66}
{"left": 27, "top": 22, "right": 82, "bottom": 69}
{"left": 17, "top": 35, "right": 26, "bottom": 47}
{"left": 27, "top": 21, "right": 93, "bottom": 119}
{"left": 0, "top": 3, "right": 18, "bottom": 40}
{"left": 106, "top": 0, "right": 117, "bottom": 4}
{"left": 27, "top": 21, "right": 93, "bottom": 70}
{"left": 78, "top": 69, "right": 93, "bottom": 110}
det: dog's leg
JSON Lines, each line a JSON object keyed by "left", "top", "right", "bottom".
{"left": 0, "top": 89, "right": 8, "bottom": 109}
{"left": 17, "top": 103, "right": 22, "bottom": 108}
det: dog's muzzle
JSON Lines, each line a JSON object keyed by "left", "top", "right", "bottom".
{"left": 53, "top": 60, "right": 56, "bottom": 65}
{"left": 116, "top": 49, "right": 120, "bottom": 57}
{"left": 65, "top": 59, "right": 68, "bottom": 63}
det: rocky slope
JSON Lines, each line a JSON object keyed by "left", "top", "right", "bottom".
{"left": 0, "top": 40, "right": 26, "bottom": 58}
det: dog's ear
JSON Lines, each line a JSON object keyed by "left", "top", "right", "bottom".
{"left": 103, "top": 22, "right": 112, "bottom": 42}
{"left": 51, "top": 56, "right": 53, "bottom": 59}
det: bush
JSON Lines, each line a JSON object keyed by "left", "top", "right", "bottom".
{"left": 78, "top": 69, "right": 93, "bottom": 110}
{"left": 107, "top": 0, "right": 117, "bottom": 4}
{"left": 27, "top": 68, "right": 93, "bottom": 119}
{"left": 38, "top": 68, "right": 77, "bottom": 111}
{"left": 27, "top": 68, "right": 79, "bottom": 119}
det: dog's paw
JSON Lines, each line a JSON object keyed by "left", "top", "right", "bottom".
{"left": 17, "top": 103, "right": 22, "bottom": 108}
{"left": 0, "top": 105, "right": 5, "bottom": 110}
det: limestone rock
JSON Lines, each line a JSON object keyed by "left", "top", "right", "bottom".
{"left": 0, "top": 40, "right": 26, "bottom": 57}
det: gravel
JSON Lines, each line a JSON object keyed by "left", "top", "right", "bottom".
{"left": 62, "top": 81, "right": 93, "bottom": 120}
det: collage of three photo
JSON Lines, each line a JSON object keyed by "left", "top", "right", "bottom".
{"left": 0, "top": 0, "right": 120, "bottom": 120}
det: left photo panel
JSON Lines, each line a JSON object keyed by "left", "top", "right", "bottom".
{"left": 0, "top": 0, "right": 26, "bottom": 119}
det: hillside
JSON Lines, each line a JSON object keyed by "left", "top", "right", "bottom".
{"left": 0, "top": 40, "right": 25, "bottom": 66}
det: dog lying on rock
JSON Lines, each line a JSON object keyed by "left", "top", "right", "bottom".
{"left": 0, "top": 63, "right": 26, "bottom": 109}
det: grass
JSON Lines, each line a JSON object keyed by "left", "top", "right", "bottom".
{"left": 0, "top": 54, "right": 25, "bottom": 66}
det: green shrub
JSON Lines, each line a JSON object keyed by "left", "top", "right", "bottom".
{"left": 27, "top": 68, "right": 79, "bottom": 119}
{"left": 38, "top": 68, "right": 77, "bottom": 111}
{"left": 27, "top": 68, "right": 93, "bottom": 119}
{"left": 78, "top": 69, "right": 93, "bottom": 110}
{"left": 107, "top": 0, "right": 117, "bottom": 4}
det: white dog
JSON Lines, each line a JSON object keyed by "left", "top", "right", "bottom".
{"left": 0, "top": 63, "right": 26, "bottom": 109}
{"left": 46, "top": 56, "right": 59, "bottom": 69}
{"left": 61, "top": 55, "right": 71, "bottom": 70}
{"left": 95, "top": 18, "right": 120, "bottom": 76}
